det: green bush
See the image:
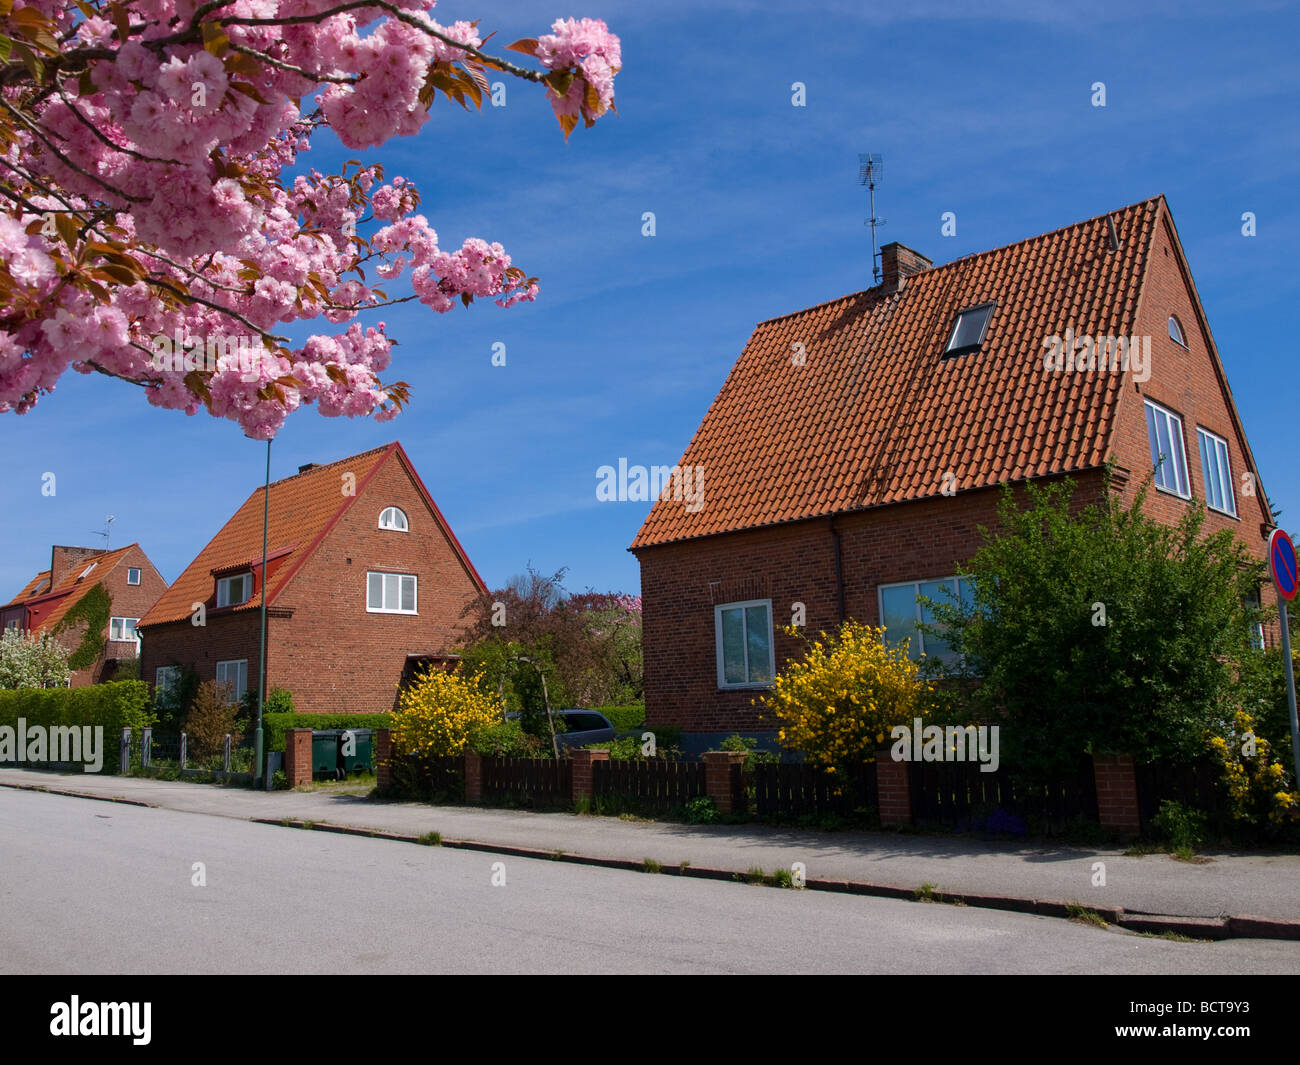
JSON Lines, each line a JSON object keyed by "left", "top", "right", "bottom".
{"left": 262, "top": 713, "right": 393, "bottom": 752}
{"left": 1151, "top": 799, "right": 1207, "bottom": 855}
{"left": 468, "top": 719, "right": 545, "bottom": 757}
{"left": 685, "top": 796, "right": 719, "bottom": 824}
{"left": 0, "top": 680, "right": 155, "bottom": 734}
{"left": 719, "top": 733, "right": 779, "bottom": 764}
{"left": 595, "top": 704, "right": 645, "bottom": 730}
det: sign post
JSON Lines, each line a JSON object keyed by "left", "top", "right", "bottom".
{"left": 1267, "top": 528, "right": 1300, "bottom": 785}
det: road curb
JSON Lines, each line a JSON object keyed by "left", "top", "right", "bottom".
{"left": 251, "top": 815, "right": 1295, "bottom": 942}
{"left": 0, "top": 781, "right": 154, "bottom": 808}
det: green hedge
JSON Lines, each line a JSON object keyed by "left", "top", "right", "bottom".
{"left": 595, "top": 704, "right": 645, "bottom": 730}
{"left": 0, "top": 680, "right": 155, "bottom": 734}
{"left": 262, "top": 713, "right": 394, "bottom": 752}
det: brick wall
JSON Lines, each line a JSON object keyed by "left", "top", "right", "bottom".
{"left": 67, "top": 545, "right": 169, "bottom": 687}
{"left": 634, "top": 475, "right": 1104, "bottom": 732}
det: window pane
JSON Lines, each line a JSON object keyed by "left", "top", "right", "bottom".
{"left": 745, "top": 605, "right": 772, "bottom": 682}
{"left": 1198, "top": 432, "right": 1219, "bottom": 509}
{"left": 384, "top": 573, "right": 399, "bottom": 609}
{"left": 949, "top": 306, "right": 990, "bottom": 350}
{"left": 721, "top": 608, "right": 746, "bottom": 684}
{"left": 1145, "top": 404, "right": 1162, "bottom": 478}
{"left": 1169, "top": 418, "right": 1188, "bottom": 495}
{"left": 918, "top": 581, "right": 958, "bottom": 662}
{"left": 880, "top": 585, "right": 921, "bottom": 660}
{"left": 1154, "top": 412, "right": 1173, "bottom": 488}
{"left": 367, "top": 573, "right": 381, "bottom": 609}
{"left": 400, "top": 576, "right": 415, "bottom": 612}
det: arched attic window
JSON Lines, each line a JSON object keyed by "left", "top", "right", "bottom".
{"left": 1168, "top": 315, "right": 1188, "bottom": 349}
{"left": 379, "top": 506, "right": 409, "bottom": 531}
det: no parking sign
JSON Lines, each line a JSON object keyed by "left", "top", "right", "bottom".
{"left": 1268, "top": 529, "right": 1300, "bottom": 783}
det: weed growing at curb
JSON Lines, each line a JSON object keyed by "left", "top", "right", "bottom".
{"left": 1066, "top": 902, "right": 1109, "bottom": 929}
{"left": 914, "top": 882, "right": 940, "bottom": 903}
{"left": 416, "top": 831, "right": 442, "bottom": 846}
{"left": 642, "top": 858, "right": 661, "bottom": 873}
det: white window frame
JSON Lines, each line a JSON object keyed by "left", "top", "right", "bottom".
{"left": 714, "top": 598, "right": 775, "bottom": 689}
{"left": 155, "top": 666, "right": 181, "bottom": 702}
{"left": 109, "top": 616, "right": 141, "bottom": 649}
{"left": 1197, "top": 427, "right": 1237, "bottom": 518}
{"left": 126, "top": 567, "right": 141, "bottom": 586}
{"left": 216, "top": 572, "right": 252, "bottom": 608}
{"left": 1169, "top": 314, "right": 1188, "bottom": 349}
{"left": 366, "top": 571, "right": 418, "bottom": 615}
{"left": 78, "top": 562, "right": 97, "bottom": 580}
{"left": 215, "top": 659, "right": 248, "bottom": 702}
{"left": 1144, "top": 399, "right": 1191, "bottom": 499}
{"left": 878, "top": 576, "right": 975, "bottom": 666}
{"left": 378, "top": 506, "right": 409, "bottom": 532}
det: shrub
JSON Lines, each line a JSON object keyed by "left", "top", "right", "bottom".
{"left": 719, "top": 733, "right": 778, "bottom": 765}
{"left": 1206, "top": 708, "right": 1299, "bottom": 833}
{"left": 0, "top": 628, "right": 71, "bottom": 689}
{"left": 468, "top": 719, "right": 544, "bottom": 757}
{"left": 1151, "top": 800, "right": 1207, "bottom": 855}
{"left": 685, "top": 796, "right": 719, "bottom": 825}
{"left": 596, "top": 704, "right": 645, "bottom": 730}
{"left": 759, "top": 620, "right": 939, "bottom": 773}
{"left": 185, "top": 680, "right": 241, "bottom": 760}
{"left": 262, "top": 713, "right": 394, "bottom": 752}
{"left": 391, "top": 666, "right": 505, "bottom": 758}
{"left": 0, "top": 680, "right": 154, "bottom": 735}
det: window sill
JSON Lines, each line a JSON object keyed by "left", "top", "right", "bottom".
{"left": 1152, "top": 483, "right": 1192, "bottom": 503}
{"left": 1207, "top": 504, "right": 1239, "bottom": 521}
{"left": 717, "top": 682, "right": 773, "bottom": 692}
{"left": 366, "top": 608, "right": 419, "bottom": 616}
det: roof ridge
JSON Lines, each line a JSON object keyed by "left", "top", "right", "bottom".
{"left": 754, "top": 194, "right": 1165, "bottom": 327}
{"left": 264, "top": 442, "right": 395, "bottom": 490}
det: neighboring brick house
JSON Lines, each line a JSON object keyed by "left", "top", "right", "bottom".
{"left": 630, "top": 195, "right": 1274, "bottom": 741}
{"left": 137, "top": 442, "right": 486, "bottom": 714}
{"left": 0, "top": 543, "right": 169, "bottom": 686}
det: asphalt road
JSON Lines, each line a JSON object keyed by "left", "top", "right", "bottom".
{"left": 3, "top": 789, "right": 1299, "bottom": 975}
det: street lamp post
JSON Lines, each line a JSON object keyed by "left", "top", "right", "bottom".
{"left": 254, "top": 437, "right": 270, "bottom": 786}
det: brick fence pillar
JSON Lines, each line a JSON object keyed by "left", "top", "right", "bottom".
{"left": 703, "top": 751, "right": 746, "bottom": 814}
{"left": 1093, "top": 753, "right": 1141, "bottom": 835}
{"left": 571, "top": 748, "right": 608, "bottom": 803}
{"left": 284, "top": 728, "right": 313, "bottom": 789}
{"left": 876, "top": 748, "right": 912, "bottom": 826}
{"left": 464, "top": 751, "right": 484, "bottom": 804}
{"left": 375, "top": 729, "right": 393, "bottom": 791}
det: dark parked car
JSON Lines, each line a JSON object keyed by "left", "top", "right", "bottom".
{"left": 506, "top": 709, "right": 616, "bottom": 749}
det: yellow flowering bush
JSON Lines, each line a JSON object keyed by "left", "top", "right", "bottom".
{"left": 758, "top": 621, "right": 938, "bottom": 771}
{"left": 1206, "top": 708, "right": 1299, "bottom": 829}
{"left": 392, "top": 666, "right": 505, "bottom": 758}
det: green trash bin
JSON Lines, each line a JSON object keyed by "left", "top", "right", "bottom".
{"left": 339, "top": 728, "right": 374, "bottom": 774}
{"left": 311, "top": 730, "right": 342, "bottom": 778}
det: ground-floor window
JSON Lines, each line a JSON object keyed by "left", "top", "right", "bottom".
{"left": 216, "top": 659, "right": 249, "bottom": 703}
{"left": 878, "top": 576, "right": 976, "bottom": 668}
{"left": 714, "top": 599, "right": 774, "bottom": 688}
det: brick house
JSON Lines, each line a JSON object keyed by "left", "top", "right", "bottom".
{"left": 137, "top": 441, "right": 486, "bottom": 713}
{"left": 630, "top": 196, "right": 1274, "bottom": 743}
{"left": 1, "top": 543, "right": 169, "bottom": 685}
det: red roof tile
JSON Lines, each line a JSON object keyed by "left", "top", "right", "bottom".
{"left": 631, "top": 196, "right": 1163, "bottom": 549}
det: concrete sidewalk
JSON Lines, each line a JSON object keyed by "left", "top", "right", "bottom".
{"left": 3, "top": 767, "right": 1299, "bottom": 935}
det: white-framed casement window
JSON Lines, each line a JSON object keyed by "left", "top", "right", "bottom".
{"left": 216, "top": 572, "right": 252, "bottom": 608}
{"left": 878, "top": 576, "right": 977, "bottom": 667}
{"left": 108, "top": 617, "right": 140, "bottom": 650}
{"left": 215, "top": 659, "right": 248, "bottom": 702}
{"left": 126, "top": 567, "right": 141, "bottom": 586}
{"left": 155, "top": 666, "right": 181, "bottom": 702}
{"left": 1197, "top": 427, "right": 1236, "bottom": 517}
{"left": 4, "top": 619, "right": 18, "bottom": 633}
{"left": 1144, "top": 399, "right": 1191, "bottom": 499}
{"left": 378, "top": 506, "right": 409, "bottom": 531}
{"left": 714, "top": 599, "right": 774, "bottom": 688}
{"left": 1244, "top": 588, "right": 1265, "bottom": 652}
{"left": 367, "top": 571, "right": 417, "bottom": 614}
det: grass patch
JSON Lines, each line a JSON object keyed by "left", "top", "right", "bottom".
{"left": 416, "top": 831, "right": 441, "bottom": 846}
{"left": 642, "top": 858, "right": 662, "bottom": 874}
{"left": 678, "top": 860, "right": 691, "bottom": 872}
{"left": 1066, "top": 902, "right": 1109, "bottom": 929}
{"left": 1123, "top": 840, "right": 1162, "bottom": 856}
{"left": 771, "top": 867, "right": 795, "bottom": 889}
{"left": 618, "top": 812, "right": 652, "bottom": 823}
{"left": 744, "top": 865, "right": 768, "bottom": 886}
{"left": 1137, "top": 930, "right": 1202, "bottom": 943}
{"left": 913, "top": 882, "right": 941, "bottom": 903}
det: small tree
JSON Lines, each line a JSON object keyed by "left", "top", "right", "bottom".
{"left": 0, "top": 629, "right": 72, "bottom": 689}
{"left": 392, "top": 666, "right": 506, "bottom": 758}
{"left": 930, "top": 475, "right": 1266, "bottom": 777}
{"left": 760, "top": 621, "right": 940, "bottom": 774}
{"left": 186, "top": 680, "right": 241, "bottom": 760}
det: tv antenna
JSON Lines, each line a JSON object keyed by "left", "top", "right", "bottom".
{"left": 92, "top": 515, "right": 115, "bottom": 551}
{"left": 858, "top": 153, "right": 885, "bottom": 284}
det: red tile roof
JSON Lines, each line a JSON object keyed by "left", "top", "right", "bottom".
{"left": 631, "top": 196, "right": 1163, "bottom": 549}
{"left": 3, "top": 545, "right": 140, "bottom": 632}
{"left": 138, "top": 441, "right": 485, "bottom": 628}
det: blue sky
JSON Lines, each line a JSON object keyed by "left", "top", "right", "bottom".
{"left": 2, "top": 0, "right": 1298, "bottom": 599}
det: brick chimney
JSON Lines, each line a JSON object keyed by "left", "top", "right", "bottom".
{"left": 298, "top": 463, "right": 319, "bottom": 474}
{"left": 50, "top": 545, "right": 102, "bottom": 587}
{"left": 880, "top": 242, "right": 932, "bottom": 291}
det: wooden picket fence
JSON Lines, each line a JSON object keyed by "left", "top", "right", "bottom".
{"left": 592, "top": 758, "right": 706, "bottom": 813}
{"left": 481, "top": 756, "right": 572, "bottom": 806}
{"left": 909, "top": 756, "right": 1098, "bottom": 833}
{"left": 753, "top": 761, "right": 877, "bottom": 819}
